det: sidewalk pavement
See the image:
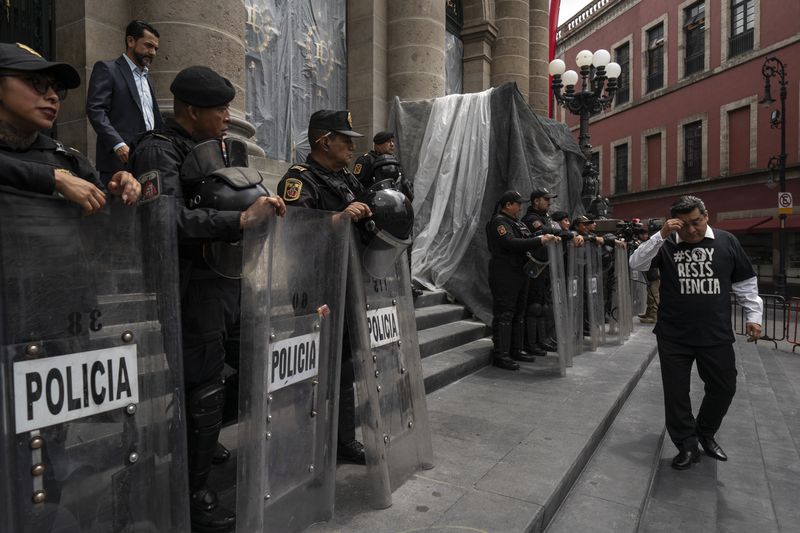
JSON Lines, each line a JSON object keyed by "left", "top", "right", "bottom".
{"left": 308, "top": 324, "right": 658, "bottom": 533}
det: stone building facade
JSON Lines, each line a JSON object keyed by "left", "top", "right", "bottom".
{"left": 3, "top": 0, "right": 552, "bottom": 182}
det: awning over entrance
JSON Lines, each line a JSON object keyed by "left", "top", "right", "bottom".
{"left": 714, "top": 215, "right": 800, "bottom": 232}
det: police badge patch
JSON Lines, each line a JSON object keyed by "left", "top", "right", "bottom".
{"left": 137, "top": 170, "right": 161, "bottom": 204}
{"left": 353, "top": 163, "right": 363, "bottom": 175}
{"left": 283, "top": 178, "right": 303, "bottom": 201}
{"left": 497, "top": 225, "right": 507, "bottom": 236}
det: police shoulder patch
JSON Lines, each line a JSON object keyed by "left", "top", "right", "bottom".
{"left": 289, "top": 164, "right": 308, "bottom": 172}
{"left": 353, "top": 163, "right": 363, "bottom": 175}
{"left": 283, "top": 177, "right": 303, "bottom": 201}
{"left": 497, "top": 225, "right": 507, "bottom": 236}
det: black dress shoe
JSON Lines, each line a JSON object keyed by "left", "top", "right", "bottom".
{"left": 698, "top": 435, "right": 728, "bottom": 461}
{"left": 191, "top": 487, "right": 236, "bottom": 533}
{"left": 511, "top": 350, "right": 536, "bottom": 363}
{"left": 671, "top": 446, "right": 702, "bottom": 470}
{"left": 337, "top": 439, "right": 366, "bottom": 465}
{"left": 211, "top": 442, "right": 231, "bottom": 464}
{"left": 539, "top": 340, "right": 558, "bottom": 352}
{"left": 492, "top": 356, "right": 520, "bottom": 371}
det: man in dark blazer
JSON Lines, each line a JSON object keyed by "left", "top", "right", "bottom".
{"left": 87, "top": 20, "right": 163, "bottom": 183}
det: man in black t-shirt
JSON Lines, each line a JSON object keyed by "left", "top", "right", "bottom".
{"left": 630, "top": 195, "right": 762, "bottom": 470}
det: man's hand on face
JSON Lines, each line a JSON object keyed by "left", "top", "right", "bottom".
{"left": 107, "top": 171, "right": 141, "bottom": 205}
{"left": 660, "top": 218, "right": 684, "bottom": 239}
{"left": 54, "top": 169, "right": 107, "bottom": 216}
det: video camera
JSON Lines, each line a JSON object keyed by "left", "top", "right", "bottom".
{"left": 615, "top": 219, "right": 645, "bottom": 244}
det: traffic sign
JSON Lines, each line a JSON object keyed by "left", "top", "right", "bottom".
{"left": 778, "top": 192, "right": 793, "bottom": 215}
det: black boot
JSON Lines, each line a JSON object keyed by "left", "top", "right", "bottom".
{"left": 187, "top": 379, "right": 236, "bottom": 532}
{"left": 493, "top": 320, "right": 520, "bottom": 370}
{"left": 524, "top": 317, "right": 546, "bottom": 356}
{"left": 511, "top": 320, "right": 536, "bottom": 362}
{"left": 337, "top": 385, "right": 366, "bottom": 464}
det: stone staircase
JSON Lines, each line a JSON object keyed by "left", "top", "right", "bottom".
{"left": 546, "top": 336, "right": 800, "bottom": 533}
{"left": 413, "top": 289, "right": 493, "bottom": 394}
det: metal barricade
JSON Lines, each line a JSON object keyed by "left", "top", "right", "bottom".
{"left": 788, "top": 297, "right": 800, "bottom": 352}
{"left": 731, "top": 293, "right": 787, "bottom": 349}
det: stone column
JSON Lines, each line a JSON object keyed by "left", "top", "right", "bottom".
{"left": 491, "top": 0, "right": 530, "bottom": 102}
{"left": 347, "top": 0, "right": 389, "bottom": 156}
{"left": 528, "top": 0, "right": 549, "bottom": 115}
{"left": 137, "top": 0, "right": 266, "bottom": 167}
{"left": 387, "top": 0, "right": 446, "bottom": 101}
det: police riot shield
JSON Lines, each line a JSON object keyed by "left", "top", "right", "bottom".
{"left": 631, "top": 269, "right": 647, "bottom": 317}
{"left": 238, "top": 206, "right": 350, "bottom": 532}
{"left": 546, "top": 241, "right": 569, "bottom": 375}
{"left": 347, "top": 242, "right": 434, "bottom": 509}
{"left": 566, "top": 241, "right": 586, "bottom": 359}
{"left": 611, "top": 246, "right": 633, "bottom": 344}
{"left": 585, "top": 243, "right": 605, "bottom": 351}
{"left": 0, "top": 188, "right": 189, "bottom": 533}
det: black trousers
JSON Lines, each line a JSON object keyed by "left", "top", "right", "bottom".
{"left": 488, "top": 259, "right": 527, "bottom": 321}
{"left": 657, "top": 336, "right": 737, "bottom": 450}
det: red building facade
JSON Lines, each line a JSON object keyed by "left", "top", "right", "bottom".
{"left": 555, "top": 0, "right": 800, "bottom": 293}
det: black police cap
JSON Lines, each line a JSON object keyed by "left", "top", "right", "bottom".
{"left": 530, "top": 187, "right": 557, "bottom": 200}
{"left": 572, "top": 215, "right": 591, "bottom": 226}
{"left": 551, "top": 210, "right": 570, "bottom": 222}
{"left": 373, "top": 130, "right": 394, "bottom": 144}
{"left": 499, "top": 190, "right": 523, "bottom": 205}
{"left": 170, "top": 66, "right": 235, "bottom": 107}
{"left": 0, "top": 42, "right": 81, "bottom": 89}
{"left": 308, "top": 110, "right": 363, "bottom": 137}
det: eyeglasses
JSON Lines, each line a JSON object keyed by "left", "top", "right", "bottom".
{"left": 0, "top": 74, "right": 68, "bottom": 100}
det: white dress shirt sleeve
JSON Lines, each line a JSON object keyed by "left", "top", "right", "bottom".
{"left": 731, "top": 276, "right": 763, "bottom": 325}
{"left": 629, "top": 231, "right": 665, "bottom": 271}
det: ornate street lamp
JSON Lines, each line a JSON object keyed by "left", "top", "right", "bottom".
{"left": 759, "top": 55, "right": 788, "bottom": 298}
{"left": 549, "top": 49, "right": 621, "bottom": 217}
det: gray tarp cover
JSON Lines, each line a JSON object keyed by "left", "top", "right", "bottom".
{"left": 390, "top": 82, "right": 585, "bottom": 324}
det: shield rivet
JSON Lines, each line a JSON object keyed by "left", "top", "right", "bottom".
{"left": 308, "top": 465, "right": 315, "bottom": 472}
{"left": 270, "top": 333, "right": 276, "bottom": 340}
{"left": 31, "top": 463, "right": 45, "bottom": 476}
{"left": 267, "top": 395, "right": 273, "bottom": 403}
{"left": 310, "top": 410, "right": 317, "bottom": 418}
{"left": 25, "top": 344, "right": 41, "bottom": 357}
{"left": 314, "top": 323, "right": 320, "bottom": 330}
{"left": 127, "top": 451, "right": 139, "bottom": 464}
{"left": 397, "top": 340, "right": 402, "bottom": 346}
{"left": 408, "top": 421, "right": 414, "bottom": 429}
{"left": 366, "top": 304, "right": 371, "bottom": 310}
{"left": 383, "top": 435, "right": 389, "bottom": 444}
{"left": 125, "top": 404, "right": 137, "bottom": 415}
{"left": 32, "top": 490, "right": 46, "bottom": 504}
{"left": 267, "top": 415, "right": 272, "bottom": 423}
{"left": 375, "top": 370, "right": 380, "bottom": 378}
{"left": 29, "top": 436, "right": 44, "bottom": 450}
{"left": 392, "top": 299, "right": 397, "bottom": 305}
{"left": 376, "top": 385, "right": 381, "bottom": 392}
{"left": 401, "top": 367, "right": 406, "bottom": 374}
{"left": 312, "top": 378, "right": 319, "bottom": 386}
{"left": 264, "top": 493, "right": 271, "bottom": 500}
{"left": 266, "top": 431, "right": 272, "bottom": 440}
{"left": 121, "top": 331, "right": 134, "bottom": 343}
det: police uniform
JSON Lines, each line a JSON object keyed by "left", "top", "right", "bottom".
{"left": 521, "top": 190, "right": 558, "bottom": 354}
{"left": 486, "top": 191, "right": 546, "bottom": 370}
{"left": 277, "top": 109, "right": 367, "bottom": 464}
{"left": 131, "top": 66, "right": 238, "bottom": 532}
{"left": 352, "top": 149, "right": 380, "bottom": 190}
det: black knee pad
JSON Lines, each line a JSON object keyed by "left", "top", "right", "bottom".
{"left": 188, "top": 378, "right": 226, "bottom": 430}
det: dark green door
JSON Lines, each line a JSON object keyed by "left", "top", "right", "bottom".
{"left": 0, "top": 0, "right": 54, "bottom": 58}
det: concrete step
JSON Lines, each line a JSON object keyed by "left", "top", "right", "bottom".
{"left": 546, "top": 358, "right": 666, "bottom": 533}
{"left": 422, "top": 337, "right": 493, "bottom": 394}
{"left": 417, "top": 319, "right": 490, "bottom": 359}
{"left": 413, "top": 289, "right": 449, "bottom": 309}
{"left": 415, "top": 303, "right": 470, "bottom": 331}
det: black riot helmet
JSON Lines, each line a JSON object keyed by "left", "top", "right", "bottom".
{"left": 357, "top": 179, "right": 414, "bottom": 279}
{"left": 371, "top": 154, "right": 401, "bottom": 184}
{"left": 180, "top": 138, "right": 271, "bottom": 279}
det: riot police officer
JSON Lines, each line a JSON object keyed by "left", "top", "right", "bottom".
{"left": 0, "top": 42, "right": 141, "bottom": 211}
{"left": 132, "top": 66, "right": 285, "bottom": 533}
{"left": 487, "top": 190, "right": 558, "bottom": 370}
{"left": 277, "top": 109, "right": 372, "bottom": 464}
{"left": 521, "top": 188, "right": 560, "bottom": 354}
{"left": 352, "top": 130, "right": 410, "bottom": 195}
